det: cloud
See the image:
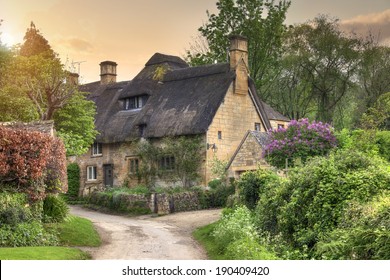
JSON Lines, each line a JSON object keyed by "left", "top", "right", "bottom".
{"left": 340, "top": 9, "right": 390, "bottom": 44}
{"left": 56, "top": 37, "right": 94, "bottom": 53}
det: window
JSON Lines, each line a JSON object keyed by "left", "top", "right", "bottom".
{"left": 92, "top": 142, "right": 102, "bottom": 156}
{"left": 218, "top": 131, "right": 222, "bottom": 140}
{"left": 87, "top": 166, "right": 97, "bottom": 181}
{"left": 128, "top": 158, "right": 139, "bottom": 174}
{"left": 255, "top": 123, "right": 261, "bottom": 131}
{"left": 278, "top": 124, "right": 285, "bottom": 129}
{"left": 159, "top": 156, "right": 175, "bottom": 171}
{"left": 124, "top": 95, "right": 148, "bottom": 110}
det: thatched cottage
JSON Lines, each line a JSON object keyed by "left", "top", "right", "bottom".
{"left": 75, "top": 35, "right": 289, "bottom": 195}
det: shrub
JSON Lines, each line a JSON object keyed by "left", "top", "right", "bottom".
{"left": 0, "top": 221, "right": 58, "bottom": 247}
{"left": 225, "top": 236, "right": 278, "bottom": 260}
{"left": 316, "top": 192, "right": 390, "bottom": 259}
{"left": 376, "top": 131, "right": 390, "bottom": 162}
{"left": 237, "top": 169, "right": 279, "bottom": 210}
{"left": 274, "top": 150, "right": 390, "bottom": 256}
{"left": 0, "top": 126, "right": 67, "bottom": 201}
{"left": 66, "top": 163, "right": 80, "bottom": 199}
{"left": 43, "top": 194, "right": 69, "bottom": 223}
{"left": 264, "top": 118, "right": 337, "bottom": 168}
{"left": 213, "top": 206, "right": 258, "bottom": 252}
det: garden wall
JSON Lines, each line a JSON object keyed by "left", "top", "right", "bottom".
{"left": 89, "top": 191, "right": 202, "bottom": 215}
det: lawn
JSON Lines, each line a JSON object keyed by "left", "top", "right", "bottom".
{"left": 0, "top": 247, "right": 90, "bottom": 260}
{"left": 0, "top": 215, "right": 101, "bottom": 260}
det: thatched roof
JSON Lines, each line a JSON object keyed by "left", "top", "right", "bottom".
{"left": 80, "top": 53, "right": 287, "bottom": 143}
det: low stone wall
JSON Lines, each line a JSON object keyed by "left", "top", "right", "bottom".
{"left": 89, "top": 191, "right": 202, "bottom": 215}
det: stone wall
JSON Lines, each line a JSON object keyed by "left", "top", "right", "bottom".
{"left": 89, "top": 191, "right": 202, "bottom": 215}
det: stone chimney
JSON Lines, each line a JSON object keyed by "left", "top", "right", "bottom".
{"left": 100, "top": 61, "right": 117, "bottom": 85}
{"left": 229, "top": 35, "right": 248, "bottom": 95}
{"left": 67, "top": 72, "right": 79, "bottom": 85}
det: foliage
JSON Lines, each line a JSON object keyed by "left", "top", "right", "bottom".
{"left": 42, "top": 194, "right": 69, "bottom": 223}
{"left": 162, "top": 136, "right": 204, "bottom": 187}
{"left": 186, "top": 0, "right": 290, "bottom": 97}
{"left": 260, "top": 149, "right": 390, "bottom": 257}
{"left": 66, "top": 163, "right": 80, "bottom": 199}
{"left": 376, "top": 131, "right": 390, "bottom": 162}
{"left": 19, "top": 22, "right": 56, "bottom": 59}
{"left": 0, "top": 22, "right": 97, "bottom": 157}
{"left": 0, "top": 126, "right": 67, "bottom": 201}
{"left": 134, "top": 136, "right": 203, "bottom": 188}
{"left": 237, "top": 169, "right": 279, "bottom": 209}
{"left": 360, "top": 92, "right": 390, "bottom": 130}
{"left": 209, "top": 157, "right": 229, "bottom": 182}
{"left": 280, "top": 16, "right": 361, "bottom": 123}
{"left": 213, "top": 206, "right": 257, "bottom": 251}
{"left": 264, "top": 118, "right": 337, "bottom": 168}
{"left": 225, "top": 236, "right": 278, "bottom": 260}
{"left": 316, "top": 192, "right": 390, "bottom": 259}
{"left": 54, "top": 91, "right": 98, "bottom": 156}
{"left": 0, "top": 221, "right": 59, "bottom": 247}
{"left": 198, "top": 184, "right": 235, "bottom": 208}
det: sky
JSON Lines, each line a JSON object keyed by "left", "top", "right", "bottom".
{"left": 1, "top": 0, "right": 390, "bottom": 83}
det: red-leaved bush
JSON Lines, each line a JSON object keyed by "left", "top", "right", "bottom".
{"left": 0, "top": 126, "right": 67, "bottom": 201}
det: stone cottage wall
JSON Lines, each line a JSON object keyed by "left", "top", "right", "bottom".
{"left": 206, "top": 83, "right": 264, "bottom": 183}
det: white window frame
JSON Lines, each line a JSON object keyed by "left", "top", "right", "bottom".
{"left": 87, "top": 166, "right": 97, "bottom": 181}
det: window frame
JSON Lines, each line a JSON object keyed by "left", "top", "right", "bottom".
{"left": 124, "top": 95, "right": 148, "bottom": 111}
{"left": 254, "top": 122, "right": 261, "bottom": 131}
{"left": 128, "top": 157, "right": 139, "bottom": 174}
{"left": 218, "top": 131, "right": 222, "bottom": 140}
{"left": 91, "top": 142, "right": 102, "bottom": 156}
{"left": 159, "top": 156, "right": 175, "bottom": 171}
{"left": 87, "top": 166, "right": 97, "bottom": 181}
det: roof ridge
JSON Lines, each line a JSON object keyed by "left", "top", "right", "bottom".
{"left": 163, "top": 63, "right": 231, "bottom": 82}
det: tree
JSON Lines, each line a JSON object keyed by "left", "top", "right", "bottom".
{"left": 53, "top": 91, "right": 98, "bottom": 156}
{"left": 19, "top": 21, "right": 56, "bottom": 59}
{"left": 185, "top": 0, "right": 291, "bottom": 97}
{"left": 283, "top": 16, "right": 361, "bottom": 123}
{"left": 0, "top": 22, "right": 97, "bottom": 155}
{"left": 352, "top": 37, "right": 390, "bottom": 126}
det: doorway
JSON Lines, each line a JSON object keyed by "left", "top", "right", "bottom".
{"left": 103, "top": 164, "right": 114, "bottom": 187}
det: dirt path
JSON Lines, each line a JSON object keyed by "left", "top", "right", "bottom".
{"left": 69, "top": 206, "right": 221, "bottom": 260}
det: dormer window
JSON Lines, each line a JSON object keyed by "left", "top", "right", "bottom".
{"left": 124, "top": 95, "right": 148, "bottom": 110}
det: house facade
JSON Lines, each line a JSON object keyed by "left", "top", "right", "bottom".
{"left": 75, "top": 35, "right": 289, "bottom": 196}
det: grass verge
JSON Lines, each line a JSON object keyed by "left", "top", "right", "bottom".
{"left": 49, "top": 215, "right": 101, "bottom": 247}
{"left": 0, "top": 247, "right": 90, "bottom": 260}
{"left": 0, "top": 215, "right": 101, "bottom": 260}
{"left": 193, "top": 221, "right": 227, "bottom": 260}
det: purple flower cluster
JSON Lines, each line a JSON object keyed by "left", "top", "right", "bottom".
{"left": 264, "top": 119, "right": 337, "bottom": 168}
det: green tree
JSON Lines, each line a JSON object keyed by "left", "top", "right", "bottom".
{"left": 19, "top": 22, "right": 56, "bottom": 59}
{"left": 281, "top": 16, "right": 361, "bottom": 123}
{"left": 185, "top": 0, "right": 290, "bottom": 98}
{"left": 53, "top": 91, "right": 98, "bottom": 156}
{"left": 0, "top": 22, "right": 97, "bottom": 155}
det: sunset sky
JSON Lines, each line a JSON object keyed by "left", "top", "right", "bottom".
{"left": 1, "top": 0, "right": 389, "bottom": 83}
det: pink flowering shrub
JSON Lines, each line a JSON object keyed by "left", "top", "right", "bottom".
{"left": 263, "top": 119, "right": 337, "bottom": 168}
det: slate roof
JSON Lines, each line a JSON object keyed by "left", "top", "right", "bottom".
{"left": 80, "top": 53, "right": 287, "bottom": 143}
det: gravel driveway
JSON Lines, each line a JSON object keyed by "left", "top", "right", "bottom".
{"left": 69, "top": 205, "right": 221, "bottom": 260}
